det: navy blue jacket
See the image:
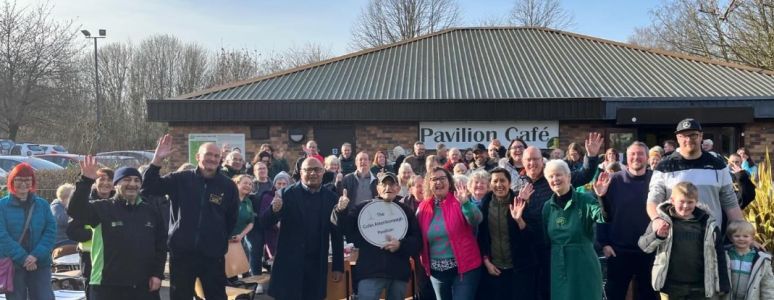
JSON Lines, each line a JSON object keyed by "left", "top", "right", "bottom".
{"left": 260, "top": 182, "right": 343, "bottom": 300}
{"left": 596, "top": 170, "right": 653, "bottom": 254}
{"left": 142, "top": 165, "right": 239, "bottom": 258}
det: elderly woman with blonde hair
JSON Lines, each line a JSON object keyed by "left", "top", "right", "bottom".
{"left": 51, "top": 183, "right": 76, "bottom": 246}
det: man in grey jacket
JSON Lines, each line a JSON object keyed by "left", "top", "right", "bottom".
{"left": 336, "top": 151, "right": 376, "bottom": 212}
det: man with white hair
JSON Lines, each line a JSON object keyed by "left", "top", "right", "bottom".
{"left": 221, "top": 150, "right": 245, "bottom": 178}
{"left": 702, "top": 138, "right": 721, "bottom": 158}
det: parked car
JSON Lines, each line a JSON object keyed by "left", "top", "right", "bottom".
{"left": 10, "top": 143, "right": 45, "bottom": 156}
{"left": 97, "top": 151, "right": 154, "bottom": 165}
{"left": 96, "top": 155, "right": 142, "bottom": 168}
{"left": 34, "top": 154, "right": 84, "bottom": 168}
{"left": 0, "top": 155, "right": 65, "bottom": 172}
{"left": 35, "top": 154, "right": 140, "bottom": 169}
{"left": 40, "top": 144, "right": 68, "bottom": 154}
{"left": 0, "top": 139, "right": 14, "bottom": 155}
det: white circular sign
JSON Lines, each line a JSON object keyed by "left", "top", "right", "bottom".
{"left": 357, "top": 201, "right": 408, "bottom": 247}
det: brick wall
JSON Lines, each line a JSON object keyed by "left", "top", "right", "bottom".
{"left": 166, "top": 123, "right": 419, "bottom": 174}
{"left": 355, "top": 123, "right": 418, "bottom": 159}
{"left": 743, "top": 120, "right": 774, "bottom": 163}
{"left": 167, "top": 124, "right": 302, "bottom": 171}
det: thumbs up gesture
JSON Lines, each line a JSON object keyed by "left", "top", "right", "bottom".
{"left": 336, "top": 189, "right": 350, "bottom": 213}
{"left": 271, "top": 190, "right": 283, "bottom": 213}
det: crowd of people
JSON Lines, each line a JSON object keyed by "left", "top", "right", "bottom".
{"left": 0, "top": 117, "right": 772, "bottom": 300}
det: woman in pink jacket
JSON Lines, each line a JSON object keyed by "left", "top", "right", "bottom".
{"left": 417, "top": 167, "right": 482, "bottom": 300}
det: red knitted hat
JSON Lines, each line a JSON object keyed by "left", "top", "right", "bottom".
{"left": 7, "top": 162, "right": 36, "bottom": 194}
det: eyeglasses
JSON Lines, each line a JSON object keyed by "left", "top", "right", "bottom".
{"left": 510, "top": 145, "right": 525, "bottom": 150}
{"left": 13, "top": 178, "right": 33, "bottom": 184}
{"left": 677, "top": 133, "right": 700, "bottom": 140}
{"left": 302, "top": 167, "right": 324, "bottom": 174}
{"left": 430, "top": 176, "right": 448, "bottom": 182}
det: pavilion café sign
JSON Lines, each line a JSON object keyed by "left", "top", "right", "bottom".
{"left": 419, "top": 121, "right": 559, "bottom": 149}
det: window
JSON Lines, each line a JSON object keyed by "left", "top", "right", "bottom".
{"left": 250, "top": 126, "right": 269, "bottom": 140}
{"left": 606, "top": 129, "right": 636, "bottom": 154}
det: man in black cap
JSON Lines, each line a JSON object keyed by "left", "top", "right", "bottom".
{"left": 331, "top": 172, "right": 421, "bottom": 300}
{"left": 469, "top": 143, "right": 497, "bottom": 171}
{"left": 647, "top": 118, "right": 744, "bottom": 232}
{"left": 68, "top": 156, "right": 167, "bottom": 300}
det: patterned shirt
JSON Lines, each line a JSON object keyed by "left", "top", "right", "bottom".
{"left": 728, "top": 248, "right": 756, "bottom": 300}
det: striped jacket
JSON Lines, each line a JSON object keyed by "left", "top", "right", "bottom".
{"left": 647, "top": 151, "right": 739, "bottom": 226}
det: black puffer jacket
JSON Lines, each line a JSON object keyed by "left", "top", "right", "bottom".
{"left": 142, "top": 165, "right": 239, "bottom": 258}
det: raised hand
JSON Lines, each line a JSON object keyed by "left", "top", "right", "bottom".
{"left": 336, "top": 189, "right": 350, "bottom": 212}
{"left": 454, "top": 181, "right": 470, "bottom": 204}
{"left": 152, "top": 134, "right": 175, "bottom": 166}
{"left": 518, "top": 183, "right": 534, "bottom": 201}
{"left": 271, "top": 190, "right": 283, "bottom": 213}
{"left": 729, "top": 164, "right": 743, "bottom": 174}
{"left": 510, "top": 196, "right": 527, "bottom": 221}
{"left": 593, "top": 171, "right": 612, "bottom": 197}
{"left": 585, "top": 132, "right": 604, "bottom": 157}
{"left": 79, "top": 155, "right": 100, "bottom": 180}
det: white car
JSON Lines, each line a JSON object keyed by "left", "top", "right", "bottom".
{"left": 97, "top": 151, "right": 154, "bottom": 165}
{"left": 0, "top": 155, "right": 64, "bottom": 172}
{"left": 10, "top": 143, "right": 45, "bottom": 156}
{"left": 40, "top": 144, "right": 68, "bottom": 154}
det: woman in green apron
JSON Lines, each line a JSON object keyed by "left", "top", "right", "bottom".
{"left": 542, "top": 159, "right": 608, "bottom": 300}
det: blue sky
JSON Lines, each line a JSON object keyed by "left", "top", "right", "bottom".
{"left": 24, "top": 0, "right": 658, "bottom": 56}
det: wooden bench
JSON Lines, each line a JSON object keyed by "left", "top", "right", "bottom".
{"left": 239, "top": 274, "right": 270, "bottom": 285}
{"left": 194, "top": 278, "right": 254, "bottom": 300}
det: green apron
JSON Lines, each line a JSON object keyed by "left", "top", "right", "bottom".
{"left": 542, "top": 190, "right": 605, "bottom": 300}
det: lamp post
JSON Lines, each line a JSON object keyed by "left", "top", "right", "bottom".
{"left": 81, "top": 29, "right": 106, "bottom": 126}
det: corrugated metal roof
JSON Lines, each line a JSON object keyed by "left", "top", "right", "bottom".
{"left": 177, "top": 27, "right": 774, "bottom": 101}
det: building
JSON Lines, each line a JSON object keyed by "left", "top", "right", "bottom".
{"left": 147, "top": 27, "right": 774, "bottom": 168}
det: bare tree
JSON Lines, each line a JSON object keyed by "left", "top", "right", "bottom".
{"left": 176, "top": 43, "right": 208, "bottom": 95}
{"left": 0, "top": 0, "right": 79, "bottom": 140}
{"left": 350, "top": 0, "right": 461, "bottom": 50}
{"left": 629, "top": 0, "right": 774, "bottom": 70}
{"left": 207, "top": 48, "right": 260, "bottom": 87}
{"left": 282, "top": 42, "right": 332, "bottom": 69}
{"left": 627, "top": 26, "right": 674, "bottom": 49}
{"left": 509, "top": 0, "right": 575, "bottom": 29}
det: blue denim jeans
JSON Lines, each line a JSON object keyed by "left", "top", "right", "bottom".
{"left": 358, "top": 278, "right": 408, "bottom": 300}
{"left": 430, "top": 267, "right": 481, "bottom": 300}
{"left": 4, "top": 265, "right": 55, "bottom": 300}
